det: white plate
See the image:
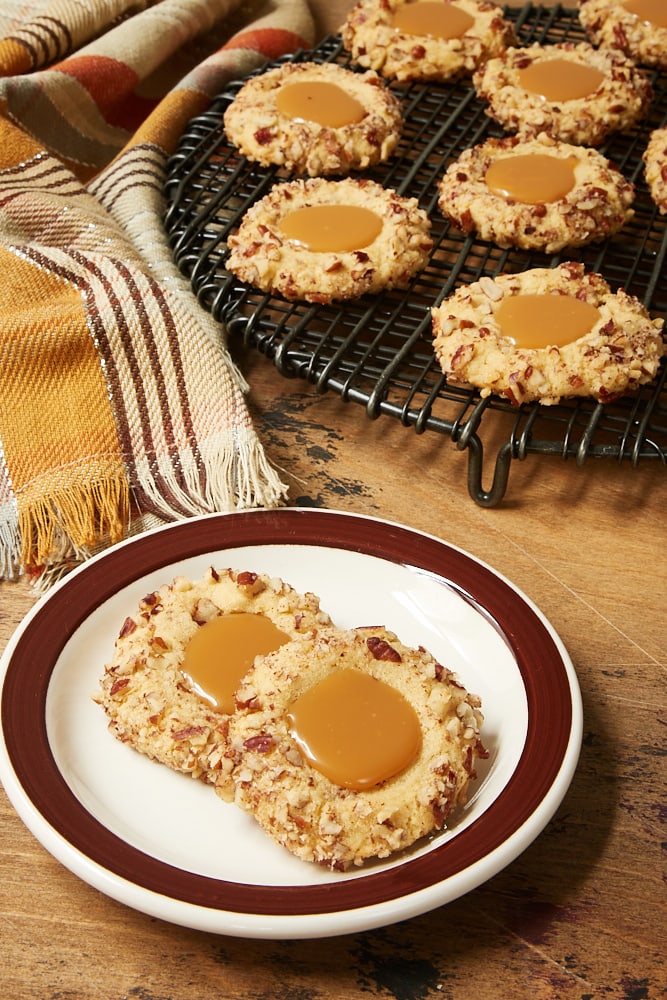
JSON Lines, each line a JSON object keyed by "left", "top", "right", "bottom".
{"left": 0, "top": 508, "right": 582, "bottom": 938}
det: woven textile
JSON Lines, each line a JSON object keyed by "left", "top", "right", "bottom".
{"left": 0, "top": 0, "right": 315, "bottom": 582}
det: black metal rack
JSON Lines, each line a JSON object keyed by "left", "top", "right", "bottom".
{"left": 164, "top": 3, "right": 666, "bottom": 505}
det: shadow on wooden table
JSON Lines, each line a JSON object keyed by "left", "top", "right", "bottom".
{"left": 195, "top": 692, "right": 627, "bottom": 998}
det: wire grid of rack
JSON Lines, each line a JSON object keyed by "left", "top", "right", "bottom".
{"left": 164, "top": 3, "right": 667, "bottom": 506}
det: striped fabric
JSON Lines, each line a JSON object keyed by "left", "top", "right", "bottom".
{"left": 0, "top": 0, "right": 315, "bottom": 582}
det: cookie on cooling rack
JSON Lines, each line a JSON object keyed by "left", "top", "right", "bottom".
{"left": 437, "top": 133, "right": 635, "bottom": 253}
{"left": 95, "top": 568, "right": 332, "bottom": 800}
{"left": 227, "top": 625, "right": 487, "bottom": 870}
{"left": 431, "top": 262, "right": 665, "bottom": 406}
{"left": 644, "top": 126, "right": 667, "bottom": 214}
{"left": 225, "top": 176, "right": 433, "bottom": 304}
{"left": 472, "top": 42, "right": 653, "bottom": 146}
{"left": 223, "top": 61, "right": 403, "bottom": 177}
{"left": 340, "top": 0, "right": 516, "bottom": 83}
{"left": 578, "top": 0, "right": 667, "bottom": 70}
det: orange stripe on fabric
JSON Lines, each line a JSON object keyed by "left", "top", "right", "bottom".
{"left": 57, "top": 55, "right": 155, "bottom": 130}
{"left": 225, "top": 27, "right": 309, "bottom": 60}
{"left": 0, "top": 38, "right": 33, "bottom": 76}
{"left": 0, "top": 114, "right": 43, "bottom": 168}
{"left": 0, "top": 245, "right": 128, "bottom": 564}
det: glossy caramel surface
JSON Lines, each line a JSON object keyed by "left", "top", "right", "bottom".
{"left": 495, "top": 293, "right": 600, "bottom": 348}
{"left": 624, "top": 0, "right": 667, "bottom": 28}
{"left": 517, "top": 58, "right": 604, "bottom": 101}
{"left": 280, "top": 204, "right": 382, "bottom": 252}
{"left": 392, "top": 1, "right": 474, "bottom": 39}
{"left": 485, "top": 153, "right": 578, "bottom": 204}
{"left": 288, "top": 668, "right": 422, "bottom": 789}
{"left": 275, "top": 80, "right": 366, "bottom": 127}
{"left": 181, "top": 612, "right": 289, "bottom": 713}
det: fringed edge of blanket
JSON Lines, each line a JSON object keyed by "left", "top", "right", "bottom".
{"left": 0, "top": 499, "right": 19, "bottom": 580}
{"left": 1, "top": 426, "right": 287, "bottom": 586}
{"left": 16, "top": 465, "right": 130, "bottom": 582}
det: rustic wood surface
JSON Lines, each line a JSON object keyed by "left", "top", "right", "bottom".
{"left": 1, "top": 1, "right": 665, "bottom": 998}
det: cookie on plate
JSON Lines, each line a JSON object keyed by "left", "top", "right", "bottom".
{"left": 431, "top": 262, "right": 665, "bottom": 406}
{"left": 95, "top": 568, "right": 332, "bottom": 800}
{"left": 473, "top": 42, "right": 652, "bottom": 146}
{"left": 340, "top": 0, "right": 516, "bottom": 83}
{"left": 644, "top": 126, "right": 667, "bottom": 214}
{"left": 227, "top": 625, "right": 487, "bottom": 870}
{"left": 437, "top": 133, "right": 635, "bottom": 252}
{"left": 223, "top": 61, "right": 404, "bottom": 177}
{"left": 578, "top": 0, "right": 667, "bottom": 70}
{"left": 225, "top": 176, "right": 433, "bottom": 303}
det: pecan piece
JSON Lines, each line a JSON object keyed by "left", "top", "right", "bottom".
{"left": 236, "top": 571, "right": 266, "bottom": 595}
{"left": 366, "top": 636, "right": 402, "bottom": 662}
{"left": 172, "top": 725, "right": 206, "bottom": 741}
{"left": 109, "top": 677, "right": 130, "bottom": 697}
{"left": 118, "top": 616, "right": 137, "bottom": 639}
{"left": 139, "top": 591, "right": 160, "bottom": 610}
{"left": 243, "top": 734, "right": 274, "bottom": 753}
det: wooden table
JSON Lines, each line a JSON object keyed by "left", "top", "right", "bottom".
{"left": 2, "top": 1, "right": 665, "bottom": 998}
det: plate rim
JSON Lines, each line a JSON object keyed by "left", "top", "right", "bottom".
{"left": 0, "top": 508, "right": 582, "bottom": 937}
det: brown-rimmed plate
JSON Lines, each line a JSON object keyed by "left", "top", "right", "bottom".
{"left": 0, "top": 508, "right": 581, "bottom": 938}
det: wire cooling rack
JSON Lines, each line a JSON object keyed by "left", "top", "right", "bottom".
{"left": 164, "top": 3, "right": 667, "bottom": 506}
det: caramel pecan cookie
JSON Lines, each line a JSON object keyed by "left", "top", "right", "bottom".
{"left": 340, "top": 0, "right": 516, "bottom": 83}
{"left": 473, "top": 42, "right": 652, "bottom": 146}
{"left": 223, "top": 61, "right": 403, "bottom": 176}
{"left": 431, "top": 263, "right": 665, "bottom": 406}
{"left": 225, "top": 176, "right": 433, "bottom": 303}
{"left": 644, "top": 126, "right": 667, "bottom": 213}
{"left": 227, "top": 625, "right": 487, "bottom": 870}
{"left": 95, "top": 568, "right": 332, "bottom": 800}
{"left": 578, "top": 0, "right": 667, "bottom": 70}
{"left": 437, "top": 133, "right": 635, "bottom": 252}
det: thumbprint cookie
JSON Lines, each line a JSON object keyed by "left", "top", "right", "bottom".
{"left": 431, "top": 263, "right": 665, "bottom": 406}
{"left": 578, "top": 0, "right": 667, "bottom": 70}
{"left": 227, "top": 625, "right": 487, "bottom": 870}
{"left": 225, "top": 176, "right": 433, "bottom": 303}
{"left": 644, "top": 126, "right": 667, "bottom": 214}
{"left": 437, "top": 133, "right": 635, "bottom": 252}
{"left": 473, "top": 42, "right": 652, "bottom": 146}
{"left": 223, "top": 61, "right": 403, "bottom": 176}
{"left": 340, "top": 0, "right": 516, "bottom": 83}
{"left": 95, "top": 568, "right": 332, "bottom": 800}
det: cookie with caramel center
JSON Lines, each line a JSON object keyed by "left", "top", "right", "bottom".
{"left": 95, "top": 568, "right": 332, "bottom": 800}
{"left": 578, "top": 0, "right": 667, "bottom": 70}
{"left": 341, "top": 0, "right": 516, "bottom": 82}
{"left": 437, "top": 133, "right": 635, "bottom": 253}
{"left": 431, "top": 263, "right": 665, "bottom": 406}
{"left": 644, "top": 126, "right": 667, "bottom": 214}
{"left": 473, "top": 42, "right": 652, "bottom": 146}
{"left": 225, "top": 176, "right": 433, "bottom": 304}
{"left": 227, "top": 626, "right": 487, "bottom": 870}
{"left": 223, "top": 61, "right": 404, "bottom": 177}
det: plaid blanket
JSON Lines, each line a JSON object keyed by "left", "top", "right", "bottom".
{"left": 0, "top": 0, "right": 315, "bottom": 583}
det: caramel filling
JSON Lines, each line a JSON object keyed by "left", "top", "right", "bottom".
{"left": 485, "top": 153, "right": 579, "bottom": 204}
{"left": 181, "top": 612, "right": 290, "bottom": 714}
{"left": 517, "top": 59, "right": 605, "bottom": 102}
{"left": 280, "top": 204, "right": 383, "bottom": 252}
{"left": 275, "top": 80, "right": 366, "bottom": 128}
{"left": 496, "top": 293, "right": 600, "bottom": 350}
{"left": 392, "top": 1, "right": 475, "bottom": 40}
{"left": 623, "top": 0, "right": 667, "bottom": 28}
{"left": 287, "top": 668, "right": 422, "bottom": 790}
